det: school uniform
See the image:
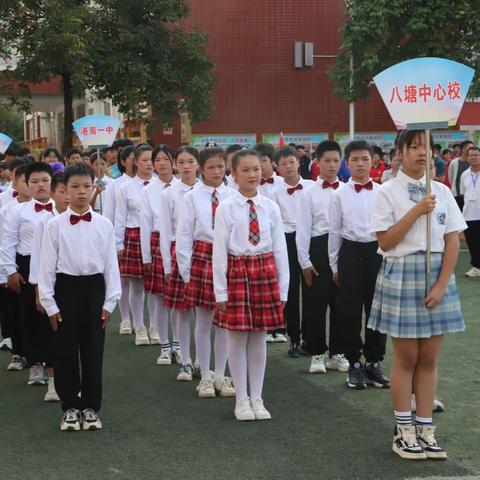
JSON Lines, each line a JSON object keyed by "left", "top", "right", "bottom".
{"left": 460, "top": 167, "right": 480, "bottom": 269}
{"left": 258, "top": 172, "right": 283, "bottom": 200}
{"left": 103, "top": 173, "right": 132, "bottom": 224}
{"left": 368, "top": 170, "right": 466, "bottom": 338}
{"left": 225, "top": 174, "right": 238, "bottom": 191}
{"left": 271, "top": 177, "right": 314, "bottom": 343}
{"left": 92, "top": 175, "right": 114, "bottom": 214}
{"left": 0, "top": 187, "right": 18, "bottom": 209}
{"left": 328, "top": 178, "right": 386, "bottom": 365}
{"left": 296, "top": 177, "right": 344, "bottom": 355}
{"left": 212, "top": 192, "right": 289, "bottom": 331}
{"left": 38, "top": 207, "right": 121, "bottom": 412}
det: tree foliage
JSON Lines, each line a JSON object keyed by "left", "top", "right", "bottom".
{"left": 0, "top": 107, "right": 23, "bottom": 141}
{"left": 329, "top": 0, "right": 480, "bottom": 101}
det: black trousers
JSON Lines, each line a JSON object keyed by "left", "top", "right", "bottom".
{"left": 16, "top": 254, "right": 53, "bottom": 366}
{"left": 336, "top": 239, "right": 386, "bottom": 364}
{"left": 465, "top": 220, "right": 480, "bottom": 268}
{"left": 54, "top": 273, "right": 106, "bottom": 412}
{"left": 0, "top": 286, "right": 22, "bottom": 355}
{"left": 0, "top": 286, "right": 12, "bottom": 338}
{"left": 302, "top": 235, "right": 341, "bottom": 355}
{"left": 455, "top": 196, "right": 465, "bottom": 212}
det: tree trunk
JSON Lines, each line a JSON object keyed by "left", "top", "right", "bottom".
{"left": 62, "top": 72, "right": 73, "bottom": 152}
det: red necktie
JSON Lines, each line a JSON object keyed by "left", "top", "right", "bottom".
{"left": 211, "top": 189, "right": 219, "bottom": 229}
{"left": 34, "top": 202, "right": 53, "bottom": 213}
{"left": 261, "top": 177, "right": 274, "bottom": 185}
{"left": 12, "top": 191, "right": 18, "bottom": 198}
{"left": 287, "top": 183, "right": 303, "bottom": 195}
{"left": 247, "top": 199, "right": 260, "bottom": 245}
{"left": 70, "top": 211, "right": 92, "bottom": 225}
{"left": 143, "top": 181, "right": 150, "bottom": 186}
{"left": 322, "top": 180, "right": 339, "bottom": 190}
{"left": 354, "top": 181, "right": 373, "bottom": 193}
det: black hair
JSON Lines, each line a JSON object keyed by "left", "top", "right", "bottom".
{"left": 314, "top": 140, "right": 342, "bottom": 160}
{"left": 253, "top": 143, "right": 275, "bottom": 162}
{"left": 434, "top": 144, "right": 442, "bottom": 152}
{"left": 4, "top": 147, "right": 17, "bottom": 156}
{"left": 63, "top": 163, "right": 95, "bottom": 184}
{"left": 8, "top": 157, "right": 31, "bottom": 172}
{"left": 273, "top": 146, "right": 297, "bottom": 165}
{"left": 25, "top": 162, "right": 53, "bottom": 184}
{"left": 65, "top": 148, "right": 82, "bottom": 159}
{"left": 231, "top": 149, "right": 260, "bottom": 172}
{"left": 14, "top": 164, "right": 29, "bottom": 180}
{"left": 17, "top": 147, "right": 31, "bottom": 157}
{"left": 118, "top": 145, "right": 135, "bottom": 174}
{"left": 389, "top": 148, "right": 396, "bottom": 159}
{"left": 468, "top": 145, "right": 480, "bottom": 154}
{"left": 134, "top": 144, "right": 153, "bottom": 161}
{"left": 112, "top": 139, "right": 134, "bottom": 150}
{"left": 42, "top": 147, "right": 61, "bottom": 161}
{"left": 225, "top": 144, "right": 243, "bottom": 156}
{"left": 81, "top": 150, "right": 91, "bottom": 158}
{"left": 394, "top": 130, "right": 434, "bottom": 153}
{"left": 152, "top": 144, "right": 174, "bottom": 164}
{"left": 296, "top": 144, "right": 305, "bottom": 150}
{"left": 51, "top": 173, "right": 66, "bottom": 192}
{"left": 452, "top": 143, "right": 461, "bottom": 149}
{"left": 442, "top": 148, "right": 451, "bottom": 155}
{"left": 90, "top": 152, "right": 106, "bottom": 163}
{"left": 460, "top": 140, "right": 474, "bottom": 151}
{"left": 174, "top": 146, "right": 199, "bottom": 161}
{"left": 198, "top": 147, "right": 225, "bottom": 169}
{"left": 288, "top": 142, "right": 297, "bottom": 148}
{"left": 345, "top": 140, "right": 374, "bottom": 160}
{"left": 0, "top": 161, "right": 9, "bottom": 171}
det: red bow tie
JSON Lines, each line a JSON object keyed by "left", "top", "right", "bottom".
{"left": 34, "top": 202, "right": 53, "bottom": 213}
{"left": 143, "top": 181, "right": 150, "bottom": 186}
{"left": 70, "top": 211, "right": 92, "bottom": 225}
{"left": 354, "top": 181, "right": 373, "bottom": 193}
{"left": 322, "top": 180, "right": 339, "bottom": 190}
{"left": 261, "top": 177, "right": 274, "bottom": 185}
{"left": 12, "top": 191, "right": 18, "bottom": 198}
{"left": 287, "top": 183, "right": 303, "bottom": 195}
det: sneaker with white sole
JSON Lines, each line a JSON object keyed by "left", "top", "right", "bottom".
{"left": 148, "top": 327, "right": 161, "bottom": 345}
{"left": 192, "top": 364, "right": 201, "bottom": 379}
{"left": 60, "top": 409, "right": 82, "bottom": 432}
{"left": 326, "top": 354, "right": 350, "bottom": 372}
{"left": 234, "top": 398, "right": 255, "bottom": 421}
{"left": 44, "top": 377, "right": 60, "bottom": 402}
{"left": 416, "top": 425, "right": 447, "bottom": 460}
{"left": 0, "top": 337, "right": 12, "bottom": 351}
{"left": 465, "top": 266, "right": 480, "bottom": 277}
{"left": 119, "top": 320, "right": 133, "bottom": 335}
{"left": 82, "top": 408, "right": 102, "bottom": 431}
{"left": 411, "top": 394, "right": 445, "bottom": 413}
{"left": 197, "top": 378, "right": 216, "bottom": 398}
{"left": 266, "top": 334, "right": 275, "bottom": 343}
{"left": 176, "top": 364, "right": 193, "bottom": 382}
{"left": 28, "top": 364, "right": 47, "bottom": 386}
{"left": 250, "top": 397, "right": 272, "bottom": 420}
{"left": 6, "top": 355, "right": 27, "bottom": 371}
{"left": 214, "top": 376, "right": 236, "bottom": 397}
{"left": 346, "top": 363, "right": 367, "bottom": 389}
{"left": 274, "top": 333, "right": 288, "bottom": 343}
{"left": 171, "top": 346, "right": 183, "bottom": 365}
{"left": 135, "top": 326, "right": 150, "bottom": 346}
{"left": 156, "top": 347, "right": 172, "bottom": 365}
{"left": 309, "top": 354, "right": 327, "bottom": 374}
{"left": 392, "top": 425, "right": 427, "bottom": 460}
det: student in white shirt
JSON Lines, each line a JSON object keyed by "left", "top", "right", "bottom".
{"left": 176, "top": 147, "right": 235, "bottom": 398}
{"left": 254, "top": 143, "right": 282, "bottom": 200}
{"left": 158, "top": 146, "right": 199, "bottom": 382}
{"left": 460, "top": 145, "right": 480, "bottom": 277}
{"left": 89, "top": 152, "right": 113, "bottom": 215}
{"left": 296, "top": 141, "right": 349, "bottom": 375}
{"left": 368, "top": 130, "right": 466, "bottom": 460}
{"left": 115, "top": 145, "right": 154, "bottom": 346}
{"left": 381, "top": 150, "right": 402, "bottom": 184}
{"left": 140, "top": 144, "right": 181, "bottom": 365}
{"left": 224, "top": 144, "right": 242, "bottom": 190}
{"left": 271, "top": 146, "right": 314, "bottom": 353}
{"left": 213, "top": 149, "right": 289, "bottom": 421}
{"left": 0, "top": 157, "right": 31, "bottom": 209}
{"left": 39, "top": 163, "right": 121, "bottom": 432}
{"left": 329, "top": 140, "right": 389, "bottom": 390}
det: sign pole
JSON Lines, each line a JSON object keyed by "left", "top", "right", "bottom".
{"left": 97, "top": 147, "right": 103, "bottom": 215}
{"left": 424, "top": 129, "right": 432, "bottom": 293}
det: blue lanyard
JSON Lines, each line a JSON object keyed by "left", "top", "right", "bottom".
{"left": 471, "top": 171, "right": 480, "bottom": 189}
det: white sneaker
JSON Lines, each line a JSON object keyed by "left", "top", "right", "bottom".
{"left": 119, "top": 320, "right": 133, "bottom": 335}
{"left": 156, "top": 347, "right": 172, "bottom": 365}
{"left": 28, "top": 364, "right": 47, "bottom": 385}
{"left": 465, "top": 267, "right": 480, "bottom": 277}
{"left": 416, "top": 425, "right": 447, "bottom": 459}
{"left": 274, "top": 333, "right": 288, "bottom": 343}
{"left": 197, "top": 377, "right": 216, "bottom": 398}
{"left": 250, "top": 397, "right": 272, "bottom": 420}
{"left": 0, "top": 337, "right": 12, "bottom": 351}
{"left": 148, "top": 327, "right": 161, "bottom": 345}
{"left": 82, "top": 408, "right": 102, "bottom": 431}
{"left": 176, "top": 364, "right": 193, "bottom": 382}
{"left": 392, "top": 425, "right": 427, "bottom": 460}
{"left": 234, "top": 398, "right": 255, "bottom": 421}
{"left": 214, "top": 376, "right": 236, "bottom": 397}
{"left": 309, "top": 354, "right": 327, "bottom": 374}
{"left": 411, "top": 394, "right": 445, "bottom": 413}
{"left": 61, "top": 409, "right": 82, "bottom": 432}
{"left": 44, "top": 377, "right": 60, "bottom": 402}
{"left": 6, "top": 355, "right": 27, "bottom": 371}
{"left": 266, "top": 334, "right": 275, "bottom": 343}
{"left": 172, "top": 346, "right": 183, "bottom": 365}
{"left": 135, "top": 326, "right": 150, "bottom": 345}
{"left": 326, "top": 353, "right": 350, "bottom": 372}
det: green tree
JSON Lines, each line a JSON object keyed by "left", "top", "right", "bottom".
{"left": 0, "top": 0, "right": 214, "bottom": 151}
{"left": 329, "top": 0, "right": 480, "bottom": 101}
{"left": 0, "top": 107, "right": 24, "bottom": 141}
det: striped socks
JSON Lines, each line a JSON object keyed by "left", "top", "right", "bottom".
{"left": 394, "top": 410, "right": 412, "bottom": 426}
{"left": 415, "top": 415, "right": 433, "bottom": 425}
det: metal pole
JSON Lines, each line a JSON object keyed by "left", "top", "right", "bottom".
{"left": 97, "top": 147, "right": 103, "bottom": 215}
{"left": 349, "top": 55, "right": 355, "bottom": 140}
{"left": 425, "top": 129, "right": 432, "bottom": 293}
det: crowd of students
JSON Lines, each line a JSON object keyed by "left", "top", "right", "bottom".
{"left": 0, "top": 131, "right": 477, "bottom": 462}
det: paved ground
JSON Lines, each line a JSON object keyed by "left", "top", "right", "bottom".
{"left": 0, "top": 251, "right": 478, "bottom": 480}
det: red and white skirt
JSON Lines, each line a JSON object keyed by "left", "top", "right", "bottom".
{"left": 213, "top": 252, "right": 284, "bottom": 331}
{"left": 120, "top": 227, "right": 144, "bottom": 279}
{"left": 144, "top": 231, "right": 165, "bottom": 296}
{"left": 185, "top": 241, "right": 215, "bottom": 311}
{"left": 163, "top": 242, "right": 193, "bottom": 311}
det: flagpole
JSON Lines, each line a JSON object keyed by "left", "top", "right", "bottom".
{"left": 97, "top": 147, "right": 103, "bottom": 215}
{"left": 425, "top": 129, "right": 432, "bottom": 293}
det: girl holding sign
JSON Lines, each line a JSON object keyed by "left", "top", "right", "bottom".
{"left": 368, "top": 130, "right": 466, "bottom": 460}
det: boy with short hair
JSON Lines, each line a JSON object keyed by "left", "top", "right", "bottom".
{"left": 254, "top": 143, "right": 282, "bottom": 200}
{"left": 90, "top": 152, "right": 113, "bottom": 214}
{"left": 38, "top": 163, "right": 121, "bottom": 431}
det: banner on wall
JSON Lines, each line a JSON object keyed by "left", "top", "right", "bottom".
{"left": 262, "top": 133, "right": 328, "bottom": 147}
{"left": 190, "top": 134, "right": 257, "bottom": 149}
{"left": 72, "top": 115, "right": 122, "bottom": 148}
{"left": 0, "top": 133, "right": 13, "bottom": 154}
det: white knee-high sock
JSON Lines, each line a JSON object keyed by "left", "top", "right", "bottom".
{"left": 214, "top": 326, "right": 228, "bottom": 380}
{"left": 129, "top": 278, "right": 145, "bottom": 328}
{"left": 175, "top": 310, "right": 192, "bottom": 366}
{"left": 170, "top": 310, "right": 179, "bottom": 344}
{"left": 118, "top": 277, "right": 131, "bottom": 323}
{"left": 147, "top": 294, "right": 156, "bottom": 330}
{"left": 227, "top": 331, "right": 248, "bottom": 402}
{"left": 195, "top": 308, "right": 213, "bottom": 378}
{"left": 153, "top": 296, "right": 169, "bottom": 345}
{"left": 247, "top": 331, "right": 267, "bottom": 400}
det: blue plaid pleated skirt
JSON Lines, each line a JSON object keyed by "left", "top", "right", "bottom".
{"left": 368, "top": 252, "right": 464, "bottom": 338}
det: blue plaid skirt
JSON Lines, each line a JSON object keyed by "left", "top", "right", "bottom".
{"left": 368, "top": 253, "right": 464, "bottom": 338}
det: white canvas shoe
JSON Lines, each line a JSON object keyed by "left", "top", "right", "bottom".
{"left": 309, "top": 354, "right": 327, "bottom": 374}
{"left": 234, "top": 398, "right": 255, "bottom": 421}
{"left": 156, "top": 347, "right": 172, "bottom": 365}
{"left": 465, "top": 267, "right": 480, "bottom": 277}
{"left": 214, "top": 376, "right": 236, "bottom": 397}
{"left": 135, "top": 326, "right": 150, "bottom": 345}
{"left": 44, "top": 377, "right": 60, "bottom": 402}
{"left": 266, "top": 334, "right": 275, "bottom": 343}
{"left": 119, "top": 320, "right": 133, "bottom": 335}
{"left": 250, "top": 397, "right": 271, "bottom": 420}
{"left": 148, "top": 327, "right": 161, "bottom": 345}
{"left": 326, "top": 354, "right": 350, "bottom": 372}
{"left": 197, "top": 378, "right": 216, "bottom": 398}
{"left": 274, "top": 333, "right": 288, "bottom": 343}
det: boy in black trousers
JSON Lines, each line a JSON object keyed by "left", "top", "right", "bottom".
{"left": 39, "top": 164, "right": 121, "bottom": 431}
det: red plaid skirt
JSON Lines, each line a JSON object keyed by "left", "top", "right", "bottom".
{"left": 163, "top": 242, "right": 193, "bottom": 311}
{"left": 144, "top": 231, "right": 165, "bottom": 295}
{"left": 213, "top": 252, "right": 284, "bottom": 331}
{"left": 120, "top": 228, "right": 144, "bottom": 278}
{"left": 185, "top": 241, "right": 215, "bottom": 310}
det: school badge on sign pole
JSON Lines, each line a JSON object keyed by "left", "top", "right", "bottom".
{"left": 0, "top": 133, "right": 13, "bottom": 154}
{"left": 374, "top": 57, "right": 474, "bottom": 291}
